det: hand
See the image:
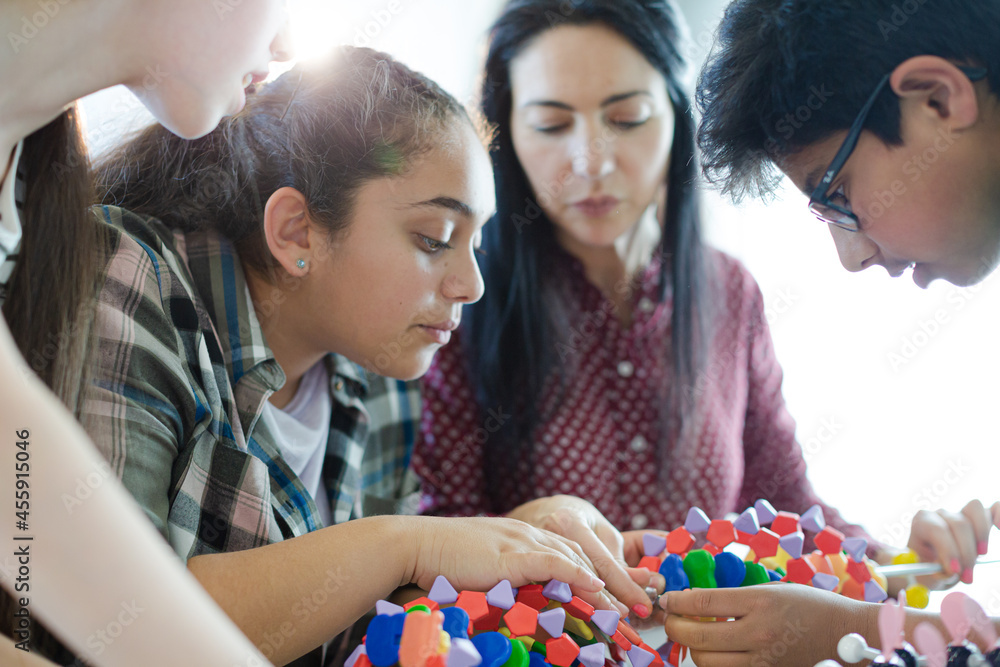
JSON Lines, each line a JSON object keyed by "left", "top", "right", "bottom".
{"left": 506, "top": 495, "right": 666, "bottom": 622}
{"left": 408, "top": 515, "right": 626, "bottom": 615}
{"left": 906, "top": 499, "right": 1000, "bottom": 589}
{"left": 660, "top": 583, "right": 878, "bottom": 667}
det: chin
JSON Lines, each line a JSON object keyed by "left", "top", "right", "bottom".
{"left": 378, "top": 355, "right": 435, "bottom": 382}
{"left": 138, "top": 87, "right": 228, "bottom": 140}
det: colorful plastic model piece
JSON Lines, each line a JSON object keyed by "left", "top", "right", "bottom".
{"left": 361, "top": 576, "right": 666, "bottom": 667}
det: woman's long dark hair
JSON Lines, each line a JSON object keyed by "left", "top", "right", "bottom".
{"left": 0, "top": 108, "right": 104, "bottom": 662}
{"left": 469, "top": 0, "right": 710, "bottom": 504}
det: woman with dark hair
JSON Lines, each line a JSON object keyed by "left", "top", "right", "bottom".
{"left": 0, "top": 1, "right": 293, "bottom": 664}
{"left": 412, "top": 0, "right": 987, "bottom": 623}
{"left": 87, "top": 47, "right": 622, "bottom": 667}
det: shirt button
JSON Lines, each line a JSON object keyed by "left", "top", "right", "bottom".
{"left": 617, "top": 361, "right": 634, "bottom": 378}
{"left": 334, "top": 379, "right": 344, "bottom": 392}
{"left": 638, "top": 297, "right": 655, "bottom": 313}
{"left": 630, "top": 513, "right": 649, "bottom": 530}
{"left": 630, "top": 435, "right": 648, "bottom": 453}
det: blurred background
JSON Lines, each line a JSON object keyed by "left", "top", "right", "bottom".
{"left": 79, "top": 0, "right": 1000, "bottom": 614}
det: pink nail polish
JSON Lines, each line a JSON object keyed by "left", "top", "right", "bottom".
{"left": 962, "top": 568, "right": 974, "bottom": 585}
{"left": 632, "top": 603, "right": 650, "bottom": 618}
{"left": 950, "top": 558, "right": 961, "bottom": 574}
{"left": 978, "top": 540, "right": 989, "bottom": 556}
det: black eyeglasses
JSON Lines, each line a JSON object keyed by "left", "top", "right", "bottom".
{"left": 808, "top": 65, "right": 989, "bottom": 232}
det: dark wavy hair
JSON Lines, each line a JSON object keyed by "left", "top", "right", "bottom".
{"left": 468, "top": 0, "right": 710, "bottom": 504}
{"left": 96, "top": 47, "right": 475, "bottom": 279}
{"left": 696, "top": 0, "right": 1000, "bottom": 201}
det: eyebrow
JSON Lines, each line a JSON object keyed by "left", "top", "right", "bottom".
{"left": 521, "top": 90, "right": 653, "bottom": 110}
{"left": 804, "top": 166, "right": 826, "bottom": 196}
{"left": 409, "top": 196, "right": 475, "bottom": 218}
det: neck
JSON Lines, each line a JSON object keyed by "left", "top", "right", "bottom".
{"left": 0, "top": 0, "right": 135, "bottom": 153}
{"left": 244, "top": 269, "right": 325, "bottom": 410}
{"left": 557, "top": 201, "right": 663, "bottom": 298}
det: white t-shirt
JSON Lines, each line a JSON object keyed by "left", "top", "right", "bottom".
{"left": 0, "top": 142, "right": 24, "bottom": 292}
{"left": 260, "top": 362, "right": 333, "bottom": 526}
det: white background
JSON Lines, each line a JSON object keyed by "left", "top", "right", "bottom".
{"left": 79, "top": 0, "right": 1000, "bottom": 615}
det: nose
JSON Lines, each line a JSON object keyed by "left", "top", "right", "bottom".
{"left": 570, "top": 123, "right": 615, "bottom": 181}
{"left": 270, "top": 16, "right": 295, "bottom": 63}
{"left": 441, "top": 252, "right": 485, "bottom": 304}
{"left": 829, "top": 224, "right": 879, "bottom": 272}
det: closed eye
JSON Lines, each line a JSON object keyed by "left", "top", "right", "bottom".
{"left": 611, "top": 119, "right": 648, "bottom": 130}
{"left": 534, "top": 124, "right": 570, "bottom": 134}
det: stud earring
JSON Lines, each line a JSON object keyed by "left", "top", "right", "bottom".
{"left": 296, "top": 259, "right": 306, "bottom": 270}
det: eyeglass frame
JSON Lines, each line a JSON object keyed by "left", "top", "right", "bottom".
{"left": 807, "top": 64, "right": 989, "bottom": 232}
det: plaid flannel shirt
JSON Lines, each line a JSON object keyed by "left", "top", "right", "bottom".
{"left": 84, "top": 206, "right": 420, "bottom": 564}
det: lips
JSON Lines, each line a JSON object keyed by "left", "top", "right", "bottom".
{"left": 886, "top": 263, "right": 913, "bottom": 278}
{"left": 912, "top": 263, "right": 933, "bottom": 289}
{"left": 417, "top": 319, "right": 459, "bottom": 345}
{"left": 573, "top": 196, "right": 620, "bottom": 217}
{"left": 422, "top": 320, "right": 459, "bottom": 333}
{"left": 243, "top": 71, "right": 270, "bottom": 95}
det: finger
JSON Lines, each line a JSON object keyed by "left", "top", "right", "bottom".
{"left": 546, "top": 519, "right": 654, "bottom": 617}
{"left": 512, "top": 533, "right": 628, "bottom": 617}
{"left": 508, "top": 550, "right": 605, "bottom": 596}
{"left": 659, "top": 587, "right": 755, "bottom": 619}
{"left": 664, "top": 614, "right": 754, "bottom": 652}
{"left": 992, "top": 502, "right": 1000, "bottom": 529}
{"left": 960, "top": 499, "right": 992, "bottom": 556}
{"left": 626, "top": 565, "right": 666, "bottom": 595}
{"left": 536, "top": 524, "right": 600, "bottom": 574}
{"left": 939, "top": 510, "right": 978, "bottom": 583}
{"left": 909, "top": 510, "right": 963, "bottom": 583}
{"left": 563, "top": 576, "right": 629, "bottom": 617}
{"left": 621, "top": 529, "right": 667, "bottom": 566}
{"left": 593, "top": 522, "right": 627, "bottom": 560}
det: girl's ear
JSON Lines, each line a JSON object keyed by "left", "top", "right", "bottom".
{"left": 890, "top": 56, "right": 980, "bottom": 131}
{"left": 263, "top": 187, "right": 312, "bottom": 276}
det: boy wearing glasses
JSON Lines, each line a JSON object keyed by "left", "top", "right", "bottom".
{"left": 696, "top": 0, "right": 1000, "bottom": 290}
{"left": 657, "top": 0, "right": 1000, "bottom": 664}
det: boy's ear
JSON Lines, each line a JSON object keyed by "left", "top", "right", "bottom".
{"left": 263, "top": 187, "right": 313, "bottom": 277}
{"left": 890, "top": 56, "right": 980, "bottom": 131}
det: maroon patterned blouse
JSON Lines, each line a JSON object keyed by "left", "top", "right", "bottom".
{"left": 414, "top": 246, "right": 874, "bottom": 546}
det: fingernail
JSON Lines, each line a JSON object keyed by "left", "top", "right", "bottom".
{"left": 632, "top": 603, "right": 651, "bottom": 619}
{"left": 651, "top": 574, "right": 666, "bottom": 592}
{"left": 950, "top": 558, "right": 961, "bottom": 574}
{"left": 592, "top": 577, "right": 606, "bottom": 589}
{"left": 962, "top": 568, "right": 974, "bottom": 585}
{"left": 978, "top": 540, "right": 989, "bottom": 556}
{"left": 658, "top": 595, "right": 669, "bottom": 611}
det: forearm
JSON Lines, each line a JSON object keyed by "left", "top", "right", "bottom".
{"left": 187, "top": 515, "right": 415, "bottom": 666}
{"left": 0, "top": 328, "right": 268, "bottom": 667}
{"left": 2, "top": 632, "right": 57, "bottom": 666}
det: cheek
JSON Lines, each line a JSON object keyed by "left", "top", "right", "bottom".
{"left": 513, "top": 137, "right": 568, "bottom": 200}
{"left": 620, "top": 132, "right": 671, "bottom": 194}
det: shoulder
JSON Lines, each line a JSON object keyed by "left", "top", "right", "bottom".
{"left": 702, "top": 247, "right": 772, "bottom": 343}
{"left": 704, "top": 247, "right": 763, "bottom": 297}
{"left": 703, "top": 247, "right": 769, "bottom": 312}
{"left": 93, "top": 205, "right": 197, "bottom": 302}
{"left": 94, "top": 205, "right": 179, "bottom": 256}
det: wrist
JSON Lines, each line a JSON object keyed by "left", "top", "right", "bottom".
{"left": 394, "top": 515, "right": 444, "bottom": 589}
{"left": 367, "top": 514, "right": 423, "bottom": 590}
{"left": 842, "top": 598, "right": 880, "bottom": 650}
